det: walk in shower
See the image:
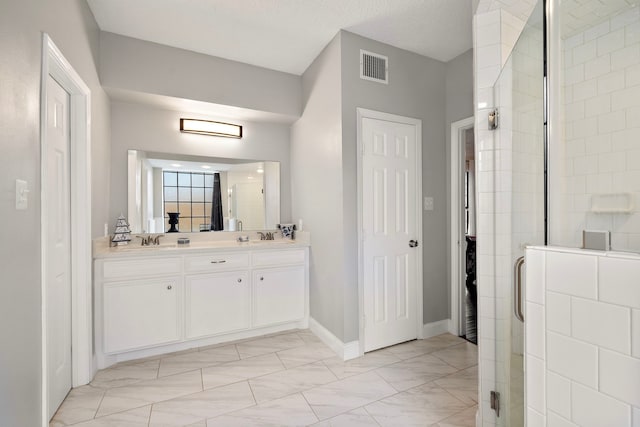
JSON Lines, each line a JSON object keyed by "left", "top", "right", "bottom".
{"left": 483, "top": 0, "right": 640, "bottom": 425}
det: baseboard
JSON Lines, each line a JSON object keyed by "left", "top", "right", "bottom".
{"left": 309, "top": 317, "right": 361, "bottom": 361}
{"left": 422, "top": 319, "right": 452, "bottom": 339}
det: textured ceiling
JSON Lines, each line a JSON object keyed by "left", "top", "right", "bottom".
{"left": 87, "top": 0, "right": 473, "bottom": 75}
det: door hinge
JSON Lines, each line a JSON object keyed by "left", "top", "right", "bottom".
{"left": 490, "top": 390, "right": 501, "bottom": 417}
{"left": 488, "top": 108, "right": 499, "bottom": 130}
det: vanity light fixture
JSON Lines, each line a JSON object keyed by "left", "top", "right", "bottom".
{"left": 180, "top": 118, "right": 242, "bottom": 138}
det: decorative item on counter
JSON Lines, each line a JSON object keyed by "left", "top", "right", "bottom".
{"left": 237, "top": 235, "right": 250, "bottom": 243}
{"left": 111, "top": 214, "right": 132, "bottom": 246}
{"left": 167, "top": 212, "right": 180, "bottom": 233}
{"left": 277, "top": 223, "right": 296, "bottom": 240}
{"left": 228, "top": 217, "right": 237, "bottom": 231}
{"left": 177, "top": 237, "right": 190, "bottom": 245}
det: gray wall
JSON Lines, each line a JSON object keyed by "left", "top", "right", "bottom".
{"left": 444, "top": 49, "right": 474, "bottom": 318}
{"left": 340, "top": 31, "right": 448, "bottom": 334}
{"left": 110, "top": 101, "right": 292, "bottom": 227}
{"left": 0, "top": 0, "right": 111, "bottom": 424}
{"left": 290, "top": 34, "right": 346, "bottom": 340}
{"left": 100, "top": 32, "right": 302, "bottom": 120}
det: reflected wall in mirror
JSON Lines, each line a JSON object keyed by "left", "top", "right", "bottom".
{"left": 128, "top": 150, "right": 280, "bottom": 233}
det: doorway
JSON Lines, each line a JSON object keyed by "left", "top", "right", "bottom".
{"left": 357, "top": 108, "right": 423, "bottom": 353}
{"left": 450, "top": 117, "right": 475, "bottom": 343}
{"left": 41, "top": 34, "right": 93, "bottom": 424}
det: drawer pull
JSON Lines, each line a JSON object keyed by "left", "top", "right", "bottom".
{"left": 259, "top": 276, "right": 264, "bottom": 281}
{"left": 237, "top": 278, "right": 242, "bottom": 283}
{"left": 167, "top": 285, "right": 172, "bottom": 290}
{"left": 210, "top": 260, "right": 227, "bottom": 264}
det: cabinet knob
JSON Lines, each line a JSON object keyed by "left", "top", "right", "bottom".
{"left": 237, "top": 278, "right": 242, "bottom": 283}
{"left": 167, "top": 285, "right": 172, "bottom": 290}
{"left": 260, "top": 276, "right": 264, "bottom": 281}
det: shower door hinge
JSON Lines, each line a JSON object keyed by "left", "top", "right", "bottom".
{"left": 490, "top": 390, "right": 501, "bottom": 417}
{"left": 488, "top": 108, "right": 499, "bottom": 130}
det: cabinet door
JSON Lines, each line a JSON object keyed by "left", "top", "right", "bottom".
{"left": 186, "top": 271, "right": 250, "bottom": 339}
{"left": 104, "top": 277, "right": 181, "bottom": 353}
{"left": 253, "top": 266, "right": 305, "bottom": 327}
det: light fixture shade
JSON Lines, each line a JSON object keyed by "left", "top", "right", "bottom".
{"left": 180, "top": 118, "right": 242, "bottom": 138}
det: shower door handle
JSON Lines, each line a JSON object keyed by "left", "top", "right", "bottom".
{"left": 514, "top": 256, "right": 525, "bottom": 322}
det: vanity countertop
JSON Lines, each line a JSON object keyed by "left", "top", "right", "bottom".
{"left": 93, "top": 231, "right": 310, "bottom": 259}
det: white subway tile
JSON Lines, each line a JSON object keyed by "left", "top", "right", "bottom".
{"left": 611, "top": 6, "right": 640, "bottom": 31}
{"left": 477, "top": 65, "right": 502, "bottom": 89}
{"left": 585, "top": 93, "right": 611, "bottom": 117}
{"left": 599, "top": 151, "right": 627, "bottom": 173}
{"left": 565, "top": 32, "right": 585, "bottom": 50}
{"left": 612, "top": 128, "right": 640, "bottom": 151}
{"left": 573, "top": 79, "right": 599, "bottom": 102}
{"left": 586, "top": 21, "right": 610, "bottom": 42}
{"left": 571, "top": 382, "right": 632, "bottom": 427}
{"left": 547, "top": 291, "right": 572, "bottom": 336}
{"left": 633, "top": 309, "right": 640, "bottom": 358}
{"left": 547, "top": 332, "right": 598, "bottom": 388}
{"left": 526, "top": 302, "right": 545, "bottom": 359}
{"left": 527, "top": 409, "right": 544, "bottom": 427}
{"left": 525, "top": 248, "right": 545, "bottom": 304}
{"left": 565, "top": 101, "right": 586, "bottom": 121}
{"left": 572, "top": 117, "right": 599, "bottom": 139}
{"left": 547, "top": 371, "right": 572, "bottom": 420}
{"left": 612, "top": 45, "right": 640, "bottom": 70}
{"left": 585, "top": 54, "right": 612, "bottom": 80}
{"left": 527, "top": 355, "right": 546, "bottom": 414}
{"left": 600, "top": 348, "right": 640, "bottom": 407}
{"left": 546, "top": 251, "right": 598, "bottom": 299}
{"left": 565, "top": 64, "right": 585, "bottom": 86}
{"left": 477, "top": 44, "right": 502, "bottom": 69}
{"left": 597, "top": 28, "right": 626, "bottom": 56}
{"left": 627, "top": 106, "right": 640, "bottom": 127}
{"left": 626, "top": 21, "right": 640, "bottom": 46}
{"left": 548, "top": 411, "right": 579, "bottom": 427}
{"left": 633, "top": 406, "right": 640, "bottom": 427}
{"left": 612, "top": 84, "right": 640, "bottom": 111}
{"left": 599, "top": 256, "right": 640, "bottom": 309}
{"left": 584, "top": 134, "right": 611, "bottom": 155}
{"left": 573, "top": 40, "right": 597, "bottom": 64}
{"left": 572, "top": 297, "right": 631, "bottom": 354}
{"left": 598, "top": 70, "right": 626, "bottom": 94}
{"left": 586, "top": 173, "right": 613, "bottom": 194}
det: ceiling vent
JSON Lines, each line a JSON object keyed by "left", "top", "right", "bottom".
{"left": 360, "top": 50, "right": 388, "bottom": 84}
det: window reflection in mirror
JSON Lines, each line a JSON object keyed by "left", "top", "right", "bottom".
{"left": 128, "top": 150, "right": 280, "bottom": 233}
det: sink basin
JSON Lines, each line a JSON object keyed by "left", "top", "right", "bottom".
{"left": 113, "top": 243, "right": 177, "bottom": 251}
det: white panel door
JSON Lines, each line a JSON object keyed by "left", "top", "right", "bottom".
{"left": 363, "top": 117, "right": 418, "bottom": 351}
{"left": 45, "top": 75, "right": 72, "bottom": 418}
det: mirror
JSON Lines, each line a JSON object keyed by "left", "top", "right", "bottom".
{"left": 128, "top": 150, "right": 280, "bottom": 233}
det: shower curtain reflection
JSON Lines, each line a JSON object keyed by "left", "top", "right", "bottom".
{"left": 210, "top": 172, "right": 223, "bottom": 231}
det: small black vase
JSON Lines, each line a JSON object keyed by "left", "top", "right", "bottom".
{"left": 167, "top": 212, "right": 180, "bottom": 233}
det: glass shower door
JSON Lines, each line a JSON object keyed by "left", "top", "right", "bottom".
{"left": 491, "top": 1, "right": 545, "bottom": 425}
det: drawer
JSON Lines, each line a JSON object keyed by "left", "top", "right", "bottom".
{"left": 102, "top": 257, "right": 181, "bottom": 280}
{"left": 184, "top": 252, "right": 250, "bottom": 273}
{"left": 252, "top": 249, "right": 306, "bottom": 267}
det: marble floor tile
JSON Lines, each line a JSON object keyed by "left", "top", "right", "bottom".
{"left": 206, "top": 393, "right": 318, "bottom": 426}
{"left": 201, "top": 353, "right": 285, "bottom": 389}
{"left": 158, "top": 344, "right": 239, "bottom": 377}
{"left": 303, "top": 371, "right": 396, "bottom": 420}
{"left": 249, "top": 361, "right": 338, "bottom": 403}
{"left": 432, "top": 405, "right": 478, "bottom": 427}
{"left": 378, "top": 336, "right": 462, "bottom": 360}
{"left": 322, "top": 351, "right": 401, "bottom": 379}
{"left": 276, "top": 342, "right": 337, "bottom": 369}
{"left": 310, "top": 407, "right": 380, "bottom": 426}
{"left": 430, "top": 343, "right": 478, "bottom": 370}
{"left": 433, "top": 366, "right": 478, "bottom": 406}
{"left": 236, "top": 333, "right": 306, "bottom": 359}
{"left": 296, "top": 330, "right": 325, "bottom": 345}
{"left": 90, "top": 360, "right": 160, "bottom": 389}
{"left": 96, "top": 370, "right": 203, "bottom": 417}
{"left": 50, "top": 385, "right": 105, "bottom": 426}
{"left": 365, "top": 383, "right": 469, "bottom": 426}
{"left": 70, "top": 405, "right": 151, "bottom": 427}
{"left": 149, "top": 381, "right": 255, "bottom": 426}
{"left": 374, "top": 353, "right": 458, "bottom": 391}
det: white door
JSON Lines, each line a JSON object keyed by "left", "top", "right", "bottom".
{"left": 362, "top": 117, "right": 419, "bottom": 352}
{"left": 45, "top": 75, "right": 72, "bottom": 418}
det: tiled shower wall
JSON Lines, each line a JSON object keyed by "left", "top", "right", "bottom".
{"left": 525, "top": 246, "right": 640, "bottom": 426}
{"left": 556, "top": 5, "right": 640, "bottom": 252}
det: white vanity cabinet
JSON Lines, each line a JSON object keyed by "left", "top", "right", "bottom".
{"left": 94, "top": 243, "right": 309, "bottom": 368}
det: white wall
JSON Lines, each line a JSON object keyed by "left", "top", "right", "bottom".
{"left": 0, "top": 0, "right": 111, "bottom": 424}
{"left": 109, "top": 101, "right": 292, "bottom": 229}
{"left": 291, "top": 34, "right": 346, "bottom": 341}
{"left": 525, "top": 246, "right": 640, "bottom": 426}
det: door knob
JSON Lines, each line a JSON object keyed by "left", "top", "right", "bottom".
{"left": 409, "top": 240, "right": 419, "bottom": 247}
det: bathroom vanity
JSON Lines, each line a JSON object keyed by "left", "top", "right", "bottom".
{"left": 93, "top": 234, "right": 309, "bottom": 369}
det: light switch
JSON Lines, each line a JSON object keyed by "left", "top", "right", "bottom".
{"left": 16, "top": 179, "right": 28, "bottom": 210}
{"left": 424, "top": 196, "right": 434, "bottom": 211}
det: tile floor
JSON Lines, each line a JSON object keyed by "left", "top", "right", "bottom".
{"left": 51, "top": 330, "right": 478, "bottom": 426}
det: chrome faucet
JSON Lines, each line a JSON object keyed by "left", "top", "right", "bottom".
{"left": 237, "top": 220, "right": 243, "bottom": 231}
{"left": 257, "top": 231, "right": 275, "bottom": 240}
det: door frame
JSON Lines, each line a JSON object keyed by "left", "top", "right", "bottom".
{"left": 40, "top": 33, "right": 93, "bottom": 424}
{"left": 356, "top": 108, "right": 423, "bottom": 356}
{"left": 449, "top": 116, "right": 474, "bottom": 336}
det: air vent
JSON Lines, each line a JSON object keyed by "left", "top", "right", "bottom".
{"left": 360, "top": 50, "right": 388, "bottom": 84}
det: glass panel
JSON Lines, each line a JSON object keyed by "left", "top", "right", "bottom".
{"left": 163, "top": 171, "right": 177, "bottom": 186}
{"left": 204, "top": 174, "right": 214, "bottom": 187}
{"left": 178, "top": 172, "right": 191, "bottom": 187}
{"left": 192, "top": 187, "right": 205, "bottom": 203}
{"left": 178, "top": 187, "right": 191, "bottom": 202}
{"left": 192, "top": 203, "right": 205, "bottom": 217}
{"left": 164, "top": 187, "right": 177, "bottom": 202}
{"left": 492, "top": 1, "right": 544, "bottom": 425}
{"left": 551, "top": 1, "right": 640, "bottom": 253}
{"left": 191, "top": 173, "right": 204, "bottom": 187}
